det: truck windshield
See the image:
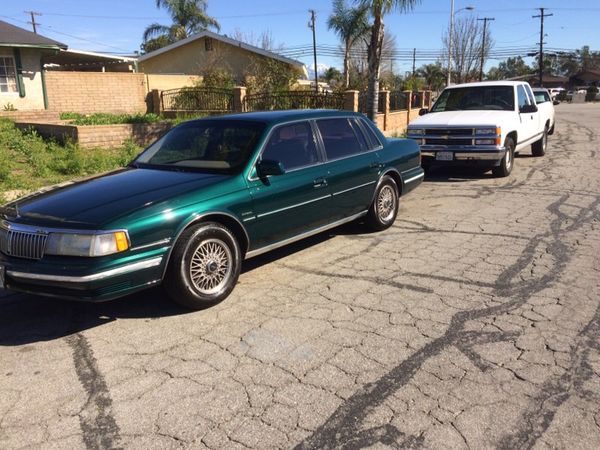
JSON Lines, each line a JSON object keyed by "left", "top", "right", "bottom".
{"left": 431, "top": 86, "right": 515, "bottom": 112}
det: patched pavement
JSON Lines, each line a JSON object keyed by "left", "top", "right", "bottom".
{"left": 1, "top": 103, "right": 600, "bottom": 449}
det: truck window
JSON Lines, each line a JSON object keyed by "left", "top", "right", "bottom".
{"left": 517, "top": 85, "right": 530, "bottom": 109}
{"left": 431, "top": 86, "right": 515, "bottom": 112}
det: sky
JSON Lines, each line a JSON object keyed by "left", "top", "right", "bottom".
{"left": 2, "top": 0, "right": 599, "bottom": 75}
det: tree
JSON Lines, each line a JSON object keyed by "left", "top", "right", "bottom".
{"left": 486, "top": 56, "right": 531, "bottom": 80}
{"left": 142, "top": 0, "right": 220, "bottom": 53}
{"left": 357, "top": 0, "right": 421, "bottom": 121}
{"left": 230, "top": 29, "right": 280, "bottom": 51}
{"left": 442, "top": 16, "right": 493, "bottom": 83}
{"left": 417, "top": 63, "right": 445, "bottom": 91}
{"left": 321, "top": 67, "right": 344, "bottom": 88}
{"left": 327, "top": 0, "right": 370, "bottom": 88}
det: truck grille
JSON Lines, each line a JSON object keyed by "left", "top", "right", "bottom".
{"left": 425, "top": 128, "right": 473, "bottom": 136}
{"left": 424, "top": 138, "right": 473, "bottom": 146}
{"left": 0, "top": 227, "right": 47, "bottom": 260}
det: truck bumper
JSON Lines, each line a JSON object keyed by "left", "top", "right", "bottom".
{"left": 420, "top": 146, "right": 506, "bottom": 164}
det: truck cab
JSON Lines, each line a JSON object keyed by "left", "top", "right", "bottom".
{"left": 407, "top": 81, "right": 548, "bottom": 177}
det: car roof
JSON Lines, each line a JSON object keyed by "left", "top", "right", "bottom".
{"left": 187, "top": 109, "right": 363, "bottom": 125}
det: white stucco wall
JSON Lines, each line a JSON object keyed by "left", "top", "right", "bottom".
{"left": 0, "top": 48, "right": 45, "bottom": 111}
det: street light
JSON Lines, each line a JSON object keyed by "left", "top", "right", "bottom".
{"left": 447, "top": 1, "right": 474, "bottom": 86}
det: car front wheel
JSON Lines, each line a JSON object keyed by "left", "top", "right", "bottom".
{"left": 165, "top": 222, "right": 241, "bottom": 309}
{"left": 366, "top": 175, "right": 399, "bottom": 231}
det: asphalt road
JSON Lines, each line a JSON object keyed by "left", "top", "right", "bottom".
{"left": 1, "top": 103, "right": 600, "bottom": 450}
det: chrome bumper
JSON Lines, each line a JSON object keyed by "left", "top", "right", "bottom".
{"left": 421, "top": 146, "right": 506, "bottom": 161}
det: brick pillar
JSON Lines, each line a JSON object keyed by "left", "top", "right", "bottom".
{"left": 380, "top": 90, "right": 390, "bottom": 131}
{"left": 233, "top": 86, "right": 246, "bottom": 112}
{"left": 419, "top": 91, "right": 426, "bottom": 108}
{"left": 404, "top": 90, "right": 412, "bottom": 127}
{"left": 344, "top": 90, "right": 359, "bottom": 112}
{"left": 150, "top": 89, "right": 161, "bottom": 115}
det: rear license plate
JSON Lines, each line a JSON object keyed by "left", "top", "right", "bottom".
{"left": 436, "top": 152, "right": 454, "bottom": 161}
{"left": 0, "top": 265, "right": 5, "bottom": 289}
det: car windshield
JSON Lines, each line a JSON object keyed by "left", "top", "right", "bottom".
{"left": 133, "top": 120, "right": 266, "bottom": 174}
{"left": 431, "top": 86, "right": 515, "bottom": 112}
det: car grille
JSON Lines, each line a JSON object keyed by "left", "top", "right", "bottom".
{"left": 0, "top": 227, "right": 48, "bottom": 260}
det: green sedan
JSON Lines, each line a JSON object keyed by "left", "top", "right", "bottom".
{"left": 0, "top": 110, "right": 423, "bottom": 309}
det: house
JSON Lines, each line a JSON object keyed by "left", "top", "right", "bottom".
{"left": 570, "top": 69, "right": 600, "bottom": 88}
{"left": 0, "top": 20, "right": 66, "bottom": 110}
{"left": 506, "top": 74, "right": 568, "bottom": 89}
{"left": 138, "top": 30, "right": 307, "bottom": 83}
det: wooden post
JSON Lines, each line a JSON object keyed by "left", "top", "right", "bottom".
{"left": 344, "top": 90, "right": 359, "bottom": 112}
{"left": 150, "top": 89, "right": 161, "bottom": 115}
{"left": 233, "top": 86, "right": 246, "bottom": 112}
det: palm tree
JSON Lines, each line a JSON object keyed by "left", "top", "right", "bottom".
{"left": 142, "top": 0, "right": 220, "bottom": 53}
{"left": 357, "top": 0, "right": 421, "bottom": 120}
{"left": 327, "top": 0, "right": 370, "bottom": 88}
{"left": 418, "top": 63, "right": 445, "bottom": 91}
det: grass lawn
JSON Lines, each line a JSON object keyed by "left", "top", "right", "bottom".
{"left": 0, "top": 118, "right": 141, "bottom": 203}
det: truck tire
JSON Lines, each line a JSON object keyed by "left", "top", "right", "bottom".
{"left": 492, "top": 136, "right": 514, "bottom": 178}
{"left": 532, "top": 125, "right": 548, "bottom": 157}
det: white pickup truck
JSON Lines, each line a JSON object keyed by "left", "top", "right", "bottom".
{"left": 407, "top": 81, "right": 551, "bottom": 177}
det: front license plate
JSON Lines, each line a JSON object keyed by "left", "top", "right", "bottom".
{"left": 0, "top": 265, "right": 5, "bottom": 289}
{"left": 436, "top": 151, "right": 454, "bottom": 161}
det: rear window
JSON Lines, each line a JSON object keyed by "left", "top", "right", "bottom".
{"left": 533, "top": 91, "right": 550, "bottom": 103}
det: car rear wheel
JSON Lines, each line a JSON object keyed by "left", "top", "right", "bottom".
{"left": 492, "top": 136, "right": 515, "bottom": 177}
{"left": 532, "top": 125, "right": 548, "bottom": 157}
{"left": 365, "top": 176, "right": 399, "bottom": 231}
{"left": 164, "top": 222, "right": 241, "bottom": 310}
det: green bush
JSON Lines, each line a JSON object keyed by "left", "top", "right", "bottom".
{"left": 59, "top": 112, "right": 162, "bottom": 125}
{"left": 586, "top": 86, "right": 598, "bottom": 102}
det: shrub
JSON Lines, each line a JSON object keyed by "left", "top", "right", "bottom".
{"left": 586, "top": 86, "right": 598, "bottom": 102}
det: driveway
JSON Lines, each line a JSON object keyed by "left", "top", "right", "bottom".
{"left": 1, "top": 103, "right": 600, "bottom": 449}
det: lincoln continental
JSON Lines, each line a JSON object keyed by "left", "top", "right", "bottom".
{"left": 0, "top": 110, "right": 423, "bottom": 309}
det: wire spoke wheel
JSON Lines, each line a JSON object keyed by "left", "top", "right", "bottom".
{"left": 377, "top": 185, "right": 396, "bottom": 223}
{"left": 189, "top": 238, "right": 233, "bottom": 295}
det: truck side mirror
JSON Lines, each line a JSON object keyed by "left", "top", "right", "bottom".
{"left": 418, "top": 108, "right": 429, "bottom": 116}
{"left": 519, "top": 104, "right": 538, "bottom": 114}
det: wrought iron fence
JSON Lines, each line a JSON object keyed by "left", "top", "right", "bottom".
{"left": 358, "top": 91, "right": 385, "bottom": 114}
{"left": 410, "top": 91, "right": 423, "bottom": 109}
{"left": 243, "top": 90, "right": 345, "bottom": 112}
{"left": 161, "top": 87, "right": 235, "bottom": 112}
{"left": 389, "top": 91, "right": 408, "bottom": 111}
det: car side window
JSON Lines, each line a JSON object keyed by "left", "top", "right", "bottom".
{"left": 517, "top": 85, "right": 530, "bottom": 109}
{"left": 358, "top": 118, "right": 382, "bottom": 149}
{"left": 317, "top": 118, "right": 363, "bottom": 160}
{"left": 261, "top": 122, "right": 319, "bottom": 171}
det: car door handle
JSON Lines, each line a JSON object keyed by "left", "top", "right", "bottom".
{"left": 370, "top": 162, "right": 383, "bottom": 169}
{"left": 313, "top": 177, "right": 328, "bottom": 188}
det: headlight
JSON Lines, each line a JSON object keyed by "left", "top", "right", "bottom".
{"left": 474, "top": 139, "right": 496, "bottom": 145}
{"left": 475, "top": 128, "right": 497, "bottom": 135}
{"left": 408, "top": 128, "right": 425, "bottom": 136}
{"left": 45, "top": 231, "right": 129, "bottom": 257}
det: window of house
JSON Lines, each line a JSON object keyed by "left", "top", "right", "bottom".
{"left": 0, "top": 55, "right": 18, "bottom": 94}
{"left": 205, "top": 38, "right": 213, "bottom": 51}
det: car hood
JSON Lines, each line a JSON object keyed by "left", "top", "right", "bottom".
{"left": 4, "top": 168, "right": 232, "bottom": 227}
{"left": 409, "top": 110, "right": 512, "bottom": 127}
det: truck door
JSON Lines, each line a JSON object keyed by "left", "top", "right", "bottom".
{"left": 517, "top": 84, "right": 539, "bottom": 144}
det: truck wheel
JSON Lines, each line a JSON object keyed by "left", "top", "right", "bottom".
{"left": 164, "top": 222, "right": 241, "bottom": 310}
{"left": 532, "top": 125, "right": 548, "bottom": 157}
{"left": 492, "top": 136, "right": 514, "bottom": 177}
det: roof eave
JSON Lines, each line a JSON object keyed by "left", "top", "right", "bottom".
{"left": 0, "top": 43, "right": 67, "bottom": 51}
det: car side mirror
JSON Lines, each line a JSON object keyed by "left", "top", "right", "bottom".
{"left": 419, "top": 108, "right": 429, "bottom": 116}
{"left": 256, "top": 159, "right": 285, "bottom": 177}
{"left": 519, "top": 104, "right": 538, "bottom": 114}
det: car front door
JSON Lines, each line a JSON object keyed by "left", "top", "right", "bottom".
{"left": 517, "top": 84, "right": 539, "bottom": 144}
{"left": 245, "top": 121, "right": 334, "bottom": 250}
{"left": 316, "top": 117, "right": 381, "bottom": 220}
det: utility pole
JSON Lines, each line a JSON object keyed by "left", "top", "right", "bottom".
{"left": 477, "top": 17, "right": 494, "bottom": 81}
{"left": 25, "top": 10, "right": 41, "bottom": 34}
{"left": 412, "top": 48, "right": 416, "bottom": 78}
{"left": 533, "top": 8, "right": 553, "bottom": 87}
{"left": 308, "top": 10, "right": 318, "bottom": 93}
{"left": 447, "top": 0, "right": 455, "bottom": 86}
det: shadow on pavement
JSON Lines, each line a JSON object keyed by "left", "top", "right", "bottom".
{"left": 0, "top": 221, "right": 374, "bottom": 346}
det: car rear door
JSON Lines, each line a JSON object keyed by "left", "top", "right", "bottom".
{"left": 316, "top": 117, "right": 381, "bottom": 220}
{"left": 245, "top": 121, "right": 334, "bottom": 249}
{"left": 517, "top": 84, "right": 539, "bottom": 144}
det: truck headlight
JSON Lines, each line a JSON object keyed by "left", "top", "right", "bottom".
{"left": 475, "top": 139, "right": 495, "bottom": 145}
{"left": 45, "top": 231, "right": 129, "bottom": 257}
{"left": 408, "top": 128, "right": 425, "bottom": 136}
{"left": 475, "top": 128, "right": 496, "bottom": 135}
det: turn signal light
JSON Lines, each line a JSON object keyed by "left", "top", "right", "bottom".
{"left": 114, "top": 231, "right": 129, "bottom": 252}
{"left": 495, "top": 127, "right": 502, "bottom": 146}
